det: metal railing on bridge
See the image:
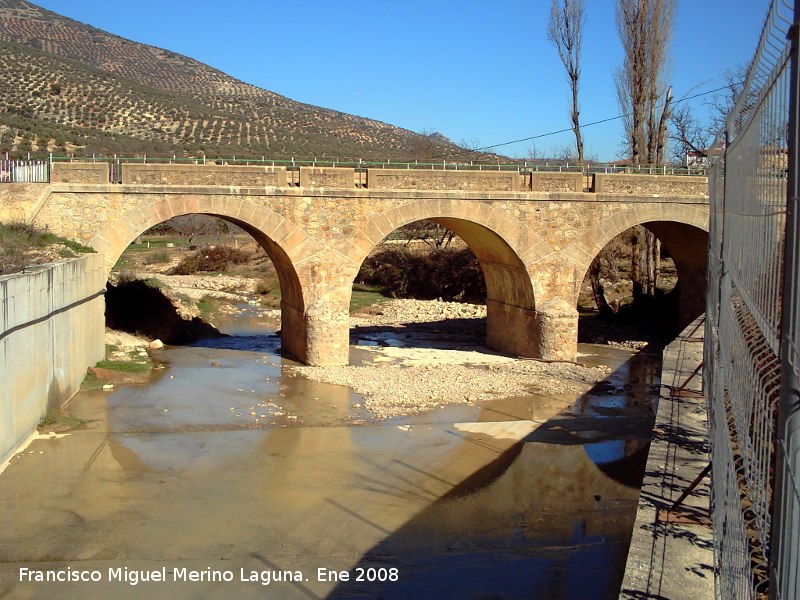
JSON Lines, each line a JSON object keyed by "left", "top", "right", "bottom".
{"left": 0, "top": 157, "right": 49, "bottom": 183}
{"left": 0, "top": 153, "right": 708, "bottom": 184}
{"left": 706, "top": 0, "right": 800, "bottom": 598}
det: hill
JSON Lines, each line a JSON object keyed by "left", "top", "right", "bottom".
{"left": 0, "top": 0, "right": 489, "bottom": 161}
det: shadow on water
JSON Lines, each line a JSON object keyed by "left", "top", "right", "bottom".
{"left": 325, "top": 351, "right": 662, "bottom": 600}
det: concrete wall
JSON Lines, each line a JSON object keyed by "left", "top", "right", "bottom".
{"left": 0, "top": 254, "right": 106, "bottom": 463}
{"left": 620, "top": 316, "right": 712, "bottom": 599}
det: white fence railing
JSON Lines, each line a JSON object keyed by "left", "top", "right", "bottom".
{"left": 0, "top": 159, "right": 49, "bottom": 183}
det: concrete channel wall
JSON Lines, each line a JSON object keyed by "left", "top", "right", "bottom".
{"left": 619, "top": 316, "right": 712, "bottom": 599}
{"left": 0, "top": 254, "right": 106, "bottom": 463}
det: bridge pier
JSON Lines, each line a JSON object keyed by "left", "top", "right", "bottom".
{"left": 533, "top": 299, "right": 579, "bottom": 361}
{"left": 486, "top": 298, "right": 577, "bottom": 362}
{"left": 281, "top": 279, "right": 351, "bottom": 366}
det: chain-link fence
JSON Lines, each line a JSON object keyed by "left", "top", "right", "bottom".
{"left": 705, "top": 1, "right": 800, "bottom": 598}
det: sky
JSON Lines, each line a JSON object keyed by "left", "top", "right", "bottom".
{"left": 30, "top": 0, "right": 770, "bottom": 162}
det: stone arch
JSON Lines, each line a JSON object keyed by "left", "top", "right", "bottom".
{"left": 349, "top": 200, "right": 539, "bottom": 305}
{"left": 566, "top": 203, "right": 710, "bottom": 328}
{"left": 90, "top": 194, "right": 325, "bottom": 362}
{"left": 348, "top": 200, "right": 542, "bottom": 359}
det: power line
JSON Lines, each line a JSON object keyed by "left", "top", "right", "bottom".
{"left": 435, "top": 81, "right": 743, "bottom": 159}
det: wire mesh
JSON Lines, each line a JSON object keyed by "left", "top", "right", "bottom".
{"left": 706, "top": 1, "right": 798, "bottom": 599}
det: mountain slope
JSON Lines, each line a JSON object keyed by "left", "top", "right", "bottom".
{"left": 0, "top": 0, "right": 484, "bottom": 160}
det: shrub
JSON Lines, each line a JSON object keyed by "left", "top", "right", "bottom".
{"left": 357, "top": 248, "right": 486, "bottom": 303}
{"left": 169, "top": 245, "right": 249, "bottom": 275}
{"left": 142, "top": 250, "right": 169, "bottom": 265}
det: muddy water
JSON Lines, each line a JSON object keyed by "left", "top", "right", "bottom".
{"left": 0, "top": 310, "right": 660, "bottom": 600}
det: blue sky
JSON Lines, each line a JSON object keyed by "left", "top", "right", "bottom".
{"left": 32, "top": 0, "right": 768, "bottom": 162}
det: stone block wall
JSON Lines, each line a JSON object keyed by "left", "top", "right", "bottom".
{"left": 0, "top": 184, "right": 49, "bottom": 223}
{"left": 531, "top": 172, "right": 584, "bottom": 192}
{"left": 593, "top": 173, "right": 708, "bottom": 196}
{"left": 121, "top": 163, "right": 288, "bottom": 187}
{"left": 0, "top": 254, "right": 106, "bottom": 464}
{"left": 367, "top": 168, "right": 519, "bottom": 191}
{"left": 299, "top": 167, "right": 355, "bottom": 189}
{"left": 51, "top": 162, "right": 109, "bottom": 184}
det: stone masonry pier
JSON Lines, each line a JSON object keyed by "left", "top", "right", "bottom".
{"left": 0, "top": 163, "right": 710, "bottom": 365}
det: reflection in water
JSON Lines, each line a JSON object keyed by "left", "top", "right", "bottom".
{"left": 0, "top": 310, "right": 660, "bottom": 600}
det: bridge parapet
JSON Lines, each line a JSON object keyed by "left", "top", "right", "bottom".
{"left": 530, "top": 171, "right": 584, "bottom": 192}
{"left": 366, "top": 168, "right": 520, "bottom": 192}
{"left": 43, "top": 162, "right": 709, "bottom": 197}
{"left": 592, "top": 172, "right": 708, "bottom": 196}
{"left": 299, "top": 167, "right": 355, "bottom": 188}
{"left": 120, "top": 163, "right": 288, "bottom": 187}
{"left": 51, "top": 162, "right": 108, "bottom": 184}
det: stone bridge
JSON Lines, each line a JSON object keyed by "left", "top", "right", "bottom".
{"left": 0, "top": 162, "right": 710, "bottom": 365}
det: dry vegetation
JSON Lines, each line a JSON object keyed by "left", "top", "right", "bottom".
{"left": 0, "top": 221, "right": 94, "bottom": 274}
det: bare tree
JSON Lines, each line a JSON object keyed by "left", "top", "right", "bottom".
{"left": 670, "top": 102, "right": 711, "bottom": 164}
{"left": 615, "top": 0, "right": 675, "bottom": 165}
{"left": 669, "top": 66, "right": 747, "bottom": 165}
{"left": 708, "top": 66, "right": 748, "bottom": 134}
{"left": 550, "top": 142, "right": 579, "bottom": 162}
{"left": 548, "top": 0, "right": 585, "bottom": 165}
{"left": 614, "top": 0, "right": 674, "bottom": 304}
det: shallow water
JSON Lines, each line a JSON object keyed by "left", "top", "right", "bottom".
{"left": 0, "top": 311, "right": 660, "bottom": 599}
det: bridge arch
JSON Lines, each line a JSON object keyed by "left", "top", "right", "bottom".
{"left": 566, "top": 203, "right": 709, "bottom": 329}
{"left": 89, "top": 194, "right": 324, "bottom": 362}
{"left": 349, "top": 201, "right": 544, "bottom": 359}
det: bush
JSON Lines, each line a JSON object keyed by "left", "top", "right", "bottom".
{"left": 142, "top": 250, "right": 169, "bottom": 265}
{"left": 357, "top": 248, "right": 486, "bottom": 303}
{"left": 169, "top": 245, "right": 250, "bottom": 275}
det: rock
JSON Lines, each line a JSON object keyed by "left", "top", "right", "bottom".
{"left": 149, "top": 339, "right": 164, "bottom": 349}
{"left": 211, "top": 361, "right": 221, "bottom": 367}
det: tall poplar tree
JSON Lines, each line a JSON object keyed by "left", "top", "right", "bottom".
{"left": 547, "top": 0, "right": 585, "bottom": 165}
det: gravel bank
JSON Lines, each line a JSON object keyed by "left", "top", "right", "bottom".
{"left": 351, "top": 298, "right": 485, "bottom": 327}
{"left": 295, "top": 298, "right": 609, "bottom": 419}
{"left": 127, "top": 272, "right": 258, "bottom": 301}
{"left": 293, "top": 359, "right": 609, "bottom": 419}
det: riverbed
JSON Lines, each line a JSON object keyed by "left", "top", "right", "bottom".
{"left": 0, "top": 308, "right": 661, "bottom": 599}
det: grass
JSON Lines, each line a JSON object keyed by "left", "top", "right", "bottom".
{"left": 39, "top": 409, "right": 90, "bottom": 433}
{"left": 0, "top": 221, "right": 94, "bottom": 275}
{"left": 350, "top": 284, "right": 389, "bottom": 312}
{"left": 80, "top": 370, "right": 104, "bottom": 391}
{"left": 144, "top": 277, "right": 165, "bottom": 289}
{"left": 196, "top": 295, "right": 216, "bottom": 314}
{"left": 95, "top": 359, "right": 150, "bottom": 373}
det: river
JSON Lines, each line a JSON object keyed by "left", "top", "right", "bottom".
{"left": 0, "top": 308, "right": 661, "bottom": 599}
